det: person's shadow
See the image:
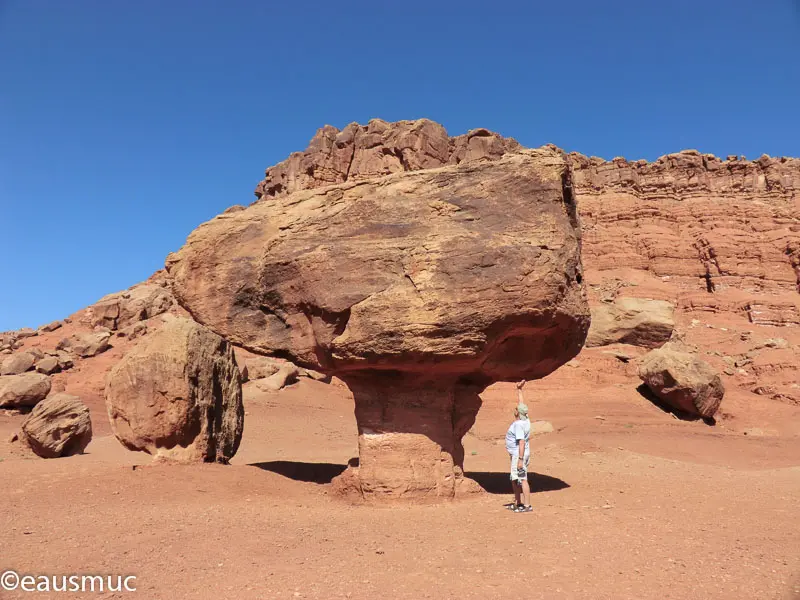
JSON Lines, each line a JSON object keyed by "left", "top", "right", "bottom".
{"left": 465, "top": 471, "right": 569, "bottom": 495}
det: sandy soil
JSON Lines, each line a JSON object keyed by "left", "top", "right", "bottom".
{"left": 2, "top": 359, "right": 799, "bottom": 600}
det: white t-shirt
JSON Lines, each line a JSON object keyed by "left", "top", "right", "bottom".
{"left": 505, "top": 418, "right": 530, "bottom": 456}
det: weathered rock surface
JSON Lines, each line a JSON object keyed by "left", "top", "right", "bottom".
{"left": 638, "top": 347, "right": 725, "bottom": 418}
{"left": 170, "top": 141, "right": 589, "bottom": 499}
{"left": 574, "top": 151, "right": 800, "bottom": 324}
{"left": 243, "top": 356, "right": 283, "bottom": 381}
{"left": 105, "top": 317, "right": 243, "bottom": 463}
{"left": 57, "top": 331, "right": 112, "bottom": 358}
{"left": 0, "top": 352, "right": 36, "bottom": 375}
{"left": 0, "top": 372, "right": 51, "bottom": 409}
{"left": 20, "top": 393, "right": 92, "bottom": 458}
{"left": 587, "top": 298, "right": 675, "bottom": 348}
{"left": 253, "top": 118, "right": 522, "bottom": 201}
{"left": 90, "top": 283, "right": 174, "bottom": 331}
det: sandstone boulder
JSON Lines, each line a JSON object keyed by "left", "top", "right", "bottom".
{"left": 105, "top": 317, "right": 243, "bottom": 463}
{"left": 90, "top": 284, "right": 174, "bottom": 330}
{"left": 243, "top": 356, "right": 283, "bottom": 381}
{"left": 169, "top": 141, "right": 589, "bottom": 499}
{"left": 638, "top": 347, "right": 724, "bottom": 418}
{"left": 256, "top": 364, "right": 299, "bottom": 392}
{"left": 38, "top": 320, "right": 63, "bottom": 333}
{"left": 34, "top": 356, "right": 61, "bottom": 375}
{"left": 587, "top": 298, "right": 675, "bottom": 348}
{"left": 0, "top": 352, "right": 36, "bottom": 375}
{"left": 20, "top": 393, "right": 92, "bottom": 458}
{"left": 0, "top": 373, "right": 51, "bottom": 409}
{"left": 58, "top": 331, "right": 112, "bottom": 358}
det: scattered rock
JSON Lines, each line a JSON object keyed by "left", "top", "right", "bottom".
{"left": 0, "top": 373, "right": 52, "bottom": 409}
{"left": 15, "top": 328, "right": 37, "bottom": 339}
{"left": 116, "top": 322, "right": 147, "bottom": 340}
{"left": 90, "top": 284, "right": 174, "bottom": 330}
{"left": 0, "top": 352, "right": 36, "bottom": 375}
{"left": 256, "top": 365, "right": 300, "bottom": 392}
{"left": 20, "top": 393, "right": 92, "bottom": 458}
{"left": 34, "top": 356, "right": 61, "bottom": 375}
{"left": 57, "top": 331, "right": 112, "bottom": 358}
{"left": 105, "top": 317, "right": 243, "bottom": 463}
{"left": 638, "top": 347, "right": 724, "bottom": 418}
{"left": 38, "top": 321, "right": 63, "bottom": 333}
{"left": 243, "top": 357, "right": 283, "bottom": 381}
{"left": 587, "top": 298, "right": 675, "bottom": 349}
{"left": 754, "top": 338, "right": 789, "bottom": 350}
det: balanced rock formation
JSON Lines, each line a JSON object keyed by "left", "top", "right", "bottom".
{"left": 20, "top": 393, "right": 92, "bottom": 458}
{"left": 0, "top": 372, "right": 51, "bottom": 409}
{"left": 169, "top": 141, "right": 589, "bottom": 499}
{"left": 587, "top": 297, "right": 674, "bottom": 348}
{"left": 638, "top": 347, "right": 724, "bottom": 418}
{"left": 105, "top": 317, "right": 243, "bottom": 463}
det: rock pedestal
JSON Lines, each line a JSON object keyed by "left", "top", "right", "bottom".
{"left": 333, "top": 374, "right": 483, "bottom": 499}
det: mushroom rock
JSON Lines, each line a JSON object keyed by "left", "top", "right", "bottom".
{"left": 169, "top": 139, "right": 590, "bottom": 500}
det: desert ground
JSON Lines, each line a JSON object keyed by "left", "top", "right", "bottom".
{"left": 2, "top": 339, "right": 798, "bottom": 599}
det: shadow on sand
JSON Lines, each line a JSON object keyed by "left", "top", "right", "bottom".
{"left": 251, "top": 460, "right": 570, "bottom": 496}
{"left": 250, "top": 461, "right": 348, "bottom": 484}
{"left": 465, "top": 471, "right": 570, "bottom": 495}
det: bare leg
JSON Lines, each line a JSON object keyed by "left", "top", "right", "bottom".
{"left": 521, "top": 476, "right": 531, "bottom": 507}
{"left": 512, "top": 480, "right": 521, "bottom": 506}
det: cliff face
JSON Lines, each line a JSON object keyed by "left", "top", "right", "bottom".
{"left": 572, "top": 150, "right": 800, "bottom": 324}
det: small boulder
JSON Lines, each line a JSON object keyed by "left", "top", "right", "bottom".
{"left": 38, "top": 320, "right": 63, "bottom": 333}
{"left": 20, "top": 393, "right": 92, "bottom": 458}
{"left": 587, "top": 298, "right": 675, "bottom": 349}
{"left": 638, "top": 347, "right": 724, "bottom": 418}
{"left": 531, "top": 420, "right": 554, "bottom": 435}
{"left": 243, "top": 356, "right": 283, "bottom": 380}
{"left": 105, "top": 317, "right": 243, "bottom": 463}
{"left": 57, "top": 331, "right": 112, "bottom": 358}
{"left": 35, "top": 356, "right": 61, "bottom": 375}
{"left": 0, "top": 372, "right": 52, "bottom": 408}
{"left": 256, "top": 364, "right": 299, "bottom": 392}
{"left": 91, "top": 285, "right": 174, "bottom": 330}
{"left": 0, "top": 352, "right": 36, "bottom": 375}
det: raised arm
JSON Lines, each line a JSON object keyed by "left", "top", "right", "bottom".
{"left": 516, "top": 379, "right": 526, "bottom": 404}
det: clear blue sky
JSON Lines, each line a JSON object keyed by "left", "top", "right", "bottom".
{"left": 1, "top": 1, "right": 799, "bottom": 331}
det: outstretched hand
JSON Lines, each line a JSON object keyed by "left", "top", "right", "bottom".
{"left": 516, "top": 380, "right": 526, "bottom": 390}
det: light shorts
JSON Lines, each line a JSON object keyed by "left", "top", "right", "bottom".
{"left": 509, "top": 452, "right": 530, "bottom": 482}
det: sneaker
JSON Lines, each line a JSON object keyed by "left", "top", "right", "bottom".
{"left": 513, "top": 504, "right": 533, "bottom": 513}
